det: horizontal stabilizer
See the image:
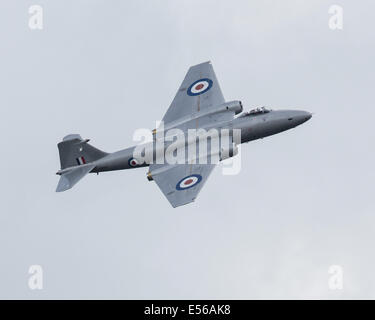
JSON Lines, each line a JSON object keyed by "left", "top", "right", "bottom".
{"left": 56, "top": 164, "right": 95, "bottom": 192}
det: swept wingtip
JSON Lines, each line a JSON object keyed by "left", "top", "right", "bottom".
{"left": 191, "top": 60, "right": 212, "bottom": 69}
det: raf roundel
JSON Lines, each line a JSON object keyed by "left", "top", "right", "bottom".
{"left": 187, "top": 78, "right": 213, "bottom": 96}
{"left": 176, "top": 174, "right": 203, "bottom": 190}
{"left": 128, "top": 158, "right": 139, "bottom": 167}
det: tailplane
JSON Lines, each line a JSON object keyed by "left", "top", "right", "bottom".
{"left": 56, "top": 134, "right": 107, "bottom": 192}
{"left": 56, "top": 164, "right": 96, "bottom": 192}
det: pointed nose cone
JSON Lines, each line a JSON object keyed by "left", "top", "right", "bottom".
{"left": 303, "top": 111, "right": 312, "bottom": 122}
{"left": 295, "top": 110, "right": 312, "bottom": 125}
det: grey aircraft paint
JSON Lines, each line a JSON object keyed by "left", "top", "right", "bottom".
{"left": 56, "top": 62, "right": 312, "bottom": 207}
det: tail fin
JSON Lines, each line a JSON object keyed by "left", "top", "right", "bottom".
{"left": 56, "top": 134, "right": 107, "bottom": 192}
{"left": 57, "top": 134, "right": 107, "bottom": 170}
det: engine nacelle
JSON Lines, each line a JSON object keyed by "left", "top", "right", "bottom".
{"left": 222, "top": 100, "right": 243, "bottom": 115}
{"left": 219, "top": 143, "right": 238, "bottom": 161}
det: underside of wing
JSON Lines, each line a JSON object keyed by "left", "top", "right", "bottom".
{"left": 150, "top": 163, "right": 215, "bottom": 208}
{"left": 162, "top": 61, "right": 225, "bottom": 126}
{"left": 149, "top": 61, "right": 236, "bottom": 207}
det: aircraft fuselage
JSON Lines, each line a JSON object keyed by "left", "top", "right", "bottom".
{"left": 91, "top": 109, "right": 312, "bottom": 173}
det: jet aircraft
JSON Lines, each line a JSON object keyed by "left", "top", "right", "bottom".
{"left": 56, "top": 62, "right": 312, "bottom": 207}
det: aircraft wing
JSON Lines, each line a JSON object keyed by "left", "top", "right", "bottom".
{"left": 151, "top": 62, "right": 232, "bottom": 207}
{"left": 162, "top": 61, "right": 226, "bottom": 127}
{"left": 150, "top": 163, "right": 215, "bottom": 208}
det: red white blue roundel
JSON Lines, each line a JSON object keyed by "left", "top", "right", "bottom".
{"left": 176, "top": 174, "right": 202, "bottom": 190}
{"left": 187, "top": 78, "right": 213, "bottom": 96}
{"left": 128, "top": 158, "right": 139, "bottom": 167}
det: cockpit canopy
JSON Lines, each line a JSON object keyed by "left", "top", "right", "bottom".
{"left": 238, "top": 106, "right": 271, "bottom": 118}
{"left": 249, "top": 106, "right": 271, "bottom": 114}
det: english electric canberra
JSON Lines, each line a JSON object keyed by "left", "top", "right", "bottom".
{"left": 56, "top": 62, "right": 312, "bottom": 207}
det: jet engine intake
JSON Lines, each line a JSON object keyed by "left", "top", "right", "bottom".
{"left": 223, "top": 100, "right": 243, "bottom": 115}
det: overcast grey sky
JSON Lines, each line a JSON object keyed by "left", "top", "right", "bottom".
{"left": 0, "top": 0, "right": 374, "bottom": 299}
